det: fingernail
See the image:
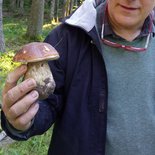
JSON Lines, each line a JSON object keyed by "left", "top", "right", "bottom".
{"left": 31, "top": 91, "right": 38, "bottom": 98}
{"left": 27, "top": 79, "right": 36, "bottom": 87}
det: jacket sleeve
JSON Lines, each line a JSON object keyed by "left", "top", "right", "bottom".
{"left": 1, "top": 24, "right": 67, "bottom": 140}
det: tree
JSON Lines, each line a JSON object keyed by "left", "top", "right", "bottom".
{"left": 26, "top": 0, "right": 45, "bottom": 39}
{"left": 49, "top": 0, "right": 56, "bottom": 21}
{"left": 62, "top": 0, "right": 74, "bottom": 18}
{"left": 17, "top": 0, "right": 25, "bottom": 15}
{"left": 0, "top": 0, "right": 5, "bottom": 52}
{"left": 69, "top": 0, "right": 74, "bottom": 14}
{"left": 9, "top": 0, "right": 16, "bottom": 12}
{"left": 74, "top": 0, "right": 78, "bottom": 7}
{"left": 8, "top": 0, "right": 25, "bottom": 15}
{"left": 55, "top": 0, "right": 60, "bottom": 22}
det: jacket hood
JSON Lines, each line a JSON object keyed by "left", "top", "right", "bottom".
{"left": 65, "top": 0, "right": 155, "bottom": 33}
{"left": 65, "top": 0, "right": 105, "bottom": 32}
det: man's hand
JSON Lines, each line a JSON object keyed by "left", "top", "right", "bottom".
{"left": 2, "top": 65, "right": 39, "bottom": 131}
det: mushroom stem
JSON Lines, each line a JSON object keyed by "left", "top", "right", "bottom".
{"left": 24, "top": 61, "right": 56, "bottom": 100}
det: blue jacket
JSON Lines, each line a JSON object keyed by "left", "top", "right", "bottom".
{"left": 1, "top": 0, "right": 108, "bottom": 154}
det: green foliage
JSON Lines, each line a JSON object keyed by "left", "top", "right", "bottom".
{"left": 0, "top": 51, "right": 21, "bottom": 102}
{"left": 0, "top": 128, "right": 52, "bottom": 155}
{"left": 3, "top": 17, "right": 31, "bottom": 50}
{"left": 0, "top": 51, "right": 20, "bottom": 77}
{"left": 3, "top": 16, "right": 55, "bottom": 51}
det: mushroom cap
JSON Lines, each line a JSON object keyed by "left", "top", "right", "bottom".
{"left": 13, "top": 42, "right": 59, "bottom": 63}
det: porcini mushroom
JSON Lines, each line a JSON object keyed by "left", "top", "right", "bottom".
{"left": 13, "top": 42, "right": 59, "bottom": 100}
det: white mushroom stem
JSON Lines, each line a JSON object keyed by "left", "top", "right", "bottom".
{"left": 24, "top": 61, "right": 56, "bottom": 100}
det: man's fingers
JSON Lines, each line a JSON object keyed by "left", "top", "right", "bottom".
{"left": 3, "top": 78, "right": 37, "bottom": 108}
{"left": 10, "top": 102, "right": 39, "bottom": 131}
{"left": 3, "top": 65, "right": 27, "bottom": 95}
{"left": 7, "top": 90, "right": 39, "bottom": 120}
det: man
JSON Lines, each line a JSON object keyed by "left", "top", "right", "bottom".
{"left": 1, "top": 0, "right": 155, "bottom": 154}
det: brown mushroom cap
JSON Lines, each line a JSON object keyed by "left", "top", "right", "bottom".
{"left": 13, "top": 42, "right": 59, "bottom": 63}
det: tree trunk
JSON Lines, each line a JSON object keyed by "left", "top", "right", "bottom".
{"left": 18, "top": 0, "right": 24, "bottom": 15}
{"left": 0, "top": 0, "right": 5, "bottom": 52}
{"left": 55, "top": 0, "right": 59, "bottom": 22}
{"left": 9, "top": 0, "right": 16, "bottom": 12}
{"left": 62, "top": 0, "right": 75, "bottom": 17}
{"left": 69, "top": 0, "right": 74, "bottom": 14}
{"left": 62, "top": 0, "right": 67, "bottom": 18}
{"left": 26, "top": 0, "right": 45, "bottom": 39}
{"left": 74, "top": 0, "right": 78, "bottom": 7}
{"left": 49, "top": 0, "right": 55, "bottom": 20}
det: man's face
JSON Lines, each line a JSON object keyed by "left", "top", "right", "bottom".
{"left": 107, "top": 0, "right": 155, "bottom": 29}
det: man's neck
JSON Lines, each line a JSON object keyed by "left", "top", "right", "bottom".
{"left": 109, "top": 18, "right": 143, "bottom": 42}
{"left": 113, "top": 27, "right": 141, "bottom": 42}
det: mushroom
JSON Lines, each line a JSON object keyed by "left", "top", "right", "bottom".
{"left": 13, "top": 42, "right": 59, "bottom": 100}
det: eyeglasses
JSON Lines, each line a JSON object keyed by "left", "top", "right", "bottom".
{"left": 101, "top": 5, "right": 153, "bottom": 52}
{"left": 101, "top": 24, "right": 151, "bottom": 52}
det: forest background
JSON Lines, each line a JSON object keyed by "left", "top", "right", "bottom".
{"left": 0, "top": 0, "right": 83, "bottom": 154}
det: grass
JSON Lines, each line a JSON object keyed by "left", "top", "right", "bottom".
{"left": 0, "top": 130, "right": 52, "bottom": 155}
{"left": 0, "top": 15, "right": 59, "bottom": 154}
{"left": 3, "top": 16, "right": 54, "bottom": 51}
